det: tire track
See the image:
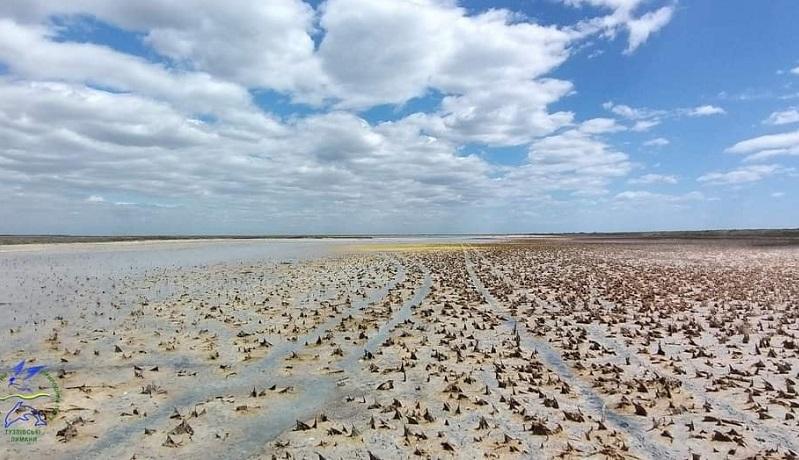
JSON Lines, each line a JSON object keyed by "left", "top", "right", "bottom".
{"left": 463, "top": 247, "right": 676, "bottom": 460}
{"left": 472, "top": 244, "right": 799, "bottom": 455}
{"left": 71, "top": 258, "right": 408, "bottom": 460}
{"left": 583, "top": 323, "right": 799, "bottom": 454}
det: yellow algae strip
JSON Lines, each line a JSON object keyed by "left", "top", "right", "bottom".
{"left": 0, "top": 392, "right": 51, "bottom": 401}
{"left": 351, "top": 242, "right": 474, "bottom": 252}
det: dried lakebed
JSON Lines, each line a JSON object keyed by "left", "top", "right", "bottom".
{"left": 1, "top": 237, "right": 797, "bottom": 459}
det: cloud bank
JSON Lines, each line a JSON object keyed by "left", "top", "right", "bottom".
{"left": 0, "top": 0, "right": 745, "bottom": 234}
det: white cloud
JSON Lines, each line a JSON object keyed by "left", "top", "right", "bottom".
{"left": 686, "top": 105, "right": 726, "bottom": 117}
{"left": 603, "top": 101, "right": 726, "bottom": 132}
{"left": 0, "top": 1, "right": 322, "bottom": 96}
{"left": 0, "top": 80, "right": 218, "bottom": 149}
{"left": 602, "top": 101, "right": 665, "bottom": 131}
{"left": 631, "top": 120, "right": 660, "bottom": 131}
{"left": 143, "top": 1, "right": 320, "bottom": 94}
{"left": 727, "top": 130, "right": 799, "bottom": 154}
{"left": 0, "top": 5, "right": 575, "bottom": 149}
{"left": 726, "top": 129, "right": 799, "bottom": 161}
{"left": 315, "top": 1, "right": 575, "bottom": 109}
{"left": 0, "top": 1, "right": 577, "bottom": 112}
{"left": 0, "top": 76, "right": 633, "bottom": 231}
{"left": 0, "top": 1, "right": 684, "bottom": 232}
{"left": 763, "top": 109, "right": 799, "bottom": 126}
{"left": 563, "top": 0, "right": 643, "bottom": 8}
{"left": 0, "top": 0, "right": 678, "bottom": 108}
{"left": 0, "top": 18, "right": 285, "bottom": 140}
{"left": 628, "top": 173, "right": 677, "bottom": 185}
{"left": 697, "top": 164, "right": 783, "bottom": 186}
{"left": 316, "top": 0, "right": 457, "bottom": 107}
{"left": 0, "top": 78, "right": 498, "bottom": 224}
{"left": 411, "top": 79, "right": 575, "bottom": 146}
{"left": 602, "top": 101, "right": 669, "bottom": 132}
{"left": 579, "top": 117, "right": 626, "bottom": 134}
{"left": 603, "top": 101, "right": 663, "bottom": 120}
{"left": 563, "top": 0, "right": 675, "bottom": 53}
{"left": 771, "top": 191, "right": 785, "bottom": 198}
{"left": 792, "top": 66, "right": 799, "bottom": 76}
{"left": 527, "top": 129, "right": 628, "bottom": 173}
{"left": 518, "top": 128, "right": 631, "bottom": 195}
{"left": 614, "top": 190, "right": 703, "bottom": 203}
{"left": 643, "top": 137, "right": 669, "bottom": 147}
{"left": 624, "top": 6, "right": 674, "bottom": 54}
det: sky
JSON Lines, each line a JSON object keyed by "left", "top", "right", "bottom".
{"left": 0, "top": 0, "right": 797, "bottom": 235}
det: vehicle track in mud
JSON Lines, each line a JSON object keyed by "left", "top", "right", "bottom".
{"left": 71, "top": 257, "right": 413, "bottom": 460}
{"left": 463, "top": 247, "right": 676, "bottom": 460}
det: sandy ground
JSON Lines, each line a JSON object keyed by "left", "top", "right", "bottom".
{"left": 1, "top": 238, "right": 797, "bottom": 459}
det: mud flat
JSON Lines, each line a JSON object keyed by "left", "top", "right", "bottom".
{"left": 1, "top": 236, "right": 797, "bottom": 459}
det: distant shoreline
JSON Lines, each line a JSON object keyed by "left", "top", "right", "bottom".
{"left": 0, "top": 234, "right": 374, "bottom": 246}
{"left": 1, "top": 228, "right": 797, "bottom": 246}
{"left": 558, "top": 228, "right": 799, "bottom": 239}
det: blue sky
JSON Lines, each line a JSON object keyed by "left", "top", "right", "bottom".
{"left": 0, "top": 0, "right": 797, "bottom": 234}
